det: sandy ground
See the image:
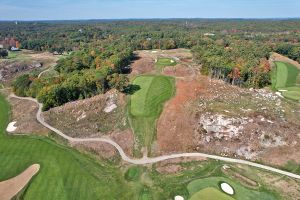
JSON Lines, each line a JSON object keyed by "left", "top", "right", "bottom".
{"left": 8, "top": 96, "right": 49, "bottom": 136}
{"left": 0, "top": 164, "right": 40, "bottom": 200}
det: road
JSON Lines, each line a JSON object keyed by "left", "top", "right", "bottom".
{"left": 9, "top": 93, "right": 300, "bottom": 180}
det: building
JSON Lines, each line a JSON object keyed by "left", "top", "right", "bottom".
{"left": 0, "top": 38, "right": 20, "bottom": 49}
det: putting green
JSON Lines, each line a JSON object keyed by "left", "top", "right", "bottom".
{"left": 187, "top": 177, "right": 276, "bottom": 200}
{"left": 129, "top": 75, "right": 175, "bottom": 150}
{"left": 190, "top": 187, "right": 234, "bottom": 200}
{"left": 155, "top": 58, "right": 177, "bottom": 71}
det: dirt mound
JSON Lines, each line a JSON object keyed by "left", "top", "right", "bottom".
{"left": 43, "top": 90, "right": 128, "bottom": 138}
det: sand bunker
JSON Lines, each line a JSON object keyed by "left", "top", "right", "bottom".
{"left": 6, "top": 122, "right": 17, "bottom": 133}
{"left": 0, "top": 164, "right": 40, "bottom": 200}
{"left": 174, "top": 195, "right": 184, "bottom": 200}
{"left": 220, "top": 182, "right": 234, "bottom": 195}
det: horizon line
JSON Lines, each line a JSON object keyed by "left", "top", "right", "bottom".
{"left": 1, "top": 17, "right": 300, "bottom": 22}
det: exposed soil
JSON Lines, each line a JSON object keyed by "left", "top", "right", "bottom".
{"left": 43, "top": 89, "right": 129, "bottom": 138}
{"left": 0, "top": 164, "right": 40, "bottom": 200}
{"left": 130, "top": 51, "right": 156, "bottom": 76}
{"left": 0, "top": 50, "right": 59, "bottom": 84}
{"left": 155, "top": 78, "right": 203, "bottom": 154}
{"left": 8, "top": 96, "right": 49, "bottom": 135}
{"left": 43, "top": 89, "right": 135, "bottom": 158}
{"left": 151, "top": 49, "right": 300, "bottom": 167}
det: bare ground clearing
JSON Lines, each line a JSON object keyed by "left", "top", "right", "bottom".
{"left": 136, "top": 49, "right": 300, "bottom": 167}
{"left": 8, "top": 95, "right": 49, "bottom": 135}
{"left": 0, "top": 50, "right": 59, "bottom": 84}
{"left": 43, "top": 89, "right": 134, "bottom": 158}
{"left": 0, "top": 164, "right": 40, "bottom": 200}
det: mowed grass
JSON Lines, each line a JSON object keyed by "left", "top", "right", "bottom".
{"left": 273, "top": 61, "right": 300, "bottom": 101}
{"left": 187, "top": 177, "right": 276, "bottom": 200}
{"left": 0, "top": 95, "right": 134, "bottom": 200}
{"left": 190, "top": 187, "right": 234, "bottom": 200}
{"left": 155, "top": 58, "right": 177, "bottom": 71}
{"left": 129, "top": 75, "right": 175, "bottom": 152}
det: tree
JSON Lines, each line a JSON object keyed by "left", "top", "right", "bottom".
{"left": 0, "top": 49, "right": 8, "bottom": 58}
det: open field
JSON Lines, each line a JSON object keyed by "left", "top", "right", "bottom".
{"left": 273, "top": 61, "right": 300, "bottom": 101}
{"left": 129, "top": 75, "right": 175, "bottom": 153}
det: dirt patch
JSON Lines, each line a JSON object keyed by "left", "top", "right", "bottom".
{"left": 0, "top": 164, "right": 40, "bottom": 200}
{"left": 130, "top": 51, "right": 156, "bottom": 76}
{"left": 43, "top": 89, "right": 135, "bottom": 158}
{"left": 0, "top": 50, "right": 59, "bottom": 84}
{"left": 8, "top": 96, "right": 49, "bottom": 135}
{"left": 155, "top": 78, "right": 203, "bottom": 154}
{"left": 154, "top": 69, "right": 300, "bottom": 167}
{"left": 43, "top": 90, "right": 129, "bottom": 138}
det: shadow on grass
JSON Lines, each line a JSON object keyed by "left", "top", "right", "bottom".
{"left": 123, "top": 84, "right": 141, "bottom": 95}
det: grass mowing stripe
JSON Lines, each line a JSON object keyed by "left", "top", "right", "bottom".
{"left": 273, "top": 61, "right": 300, "bottom": 101}
{"left": 130, "top": 75, "right": 175, "bottom": 152}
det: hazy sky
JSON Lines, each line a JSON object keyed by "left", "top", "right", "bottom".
{"left": 0, "top": 0, "right": 300, "bottom": 20}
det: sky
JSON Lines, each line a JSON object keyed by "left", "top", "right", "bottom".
{"left": 0, "top": 0, "right": 300, "bottom": 20}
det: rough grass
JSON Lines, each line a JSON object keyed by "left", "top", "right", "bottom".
{"left": 0, "top": 95, "right": 135, "bottom": 200}
{"left": 125, "top": 166, "right": 144, "bottom": 182}
{"left": 187, "top": 177, "right": 276, "bottom": 200}
{"left": 190, "top": 187, "right": 234, "bottom": 200}
{"left": 273, "top": 61, "right": 300, "bottom": 101}
{"left": 129, "top": 75, "right": 175, "bottom": 152}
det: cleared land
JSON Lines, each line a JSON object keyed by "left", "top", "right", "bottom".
{"left": 129, "top": 75, "right": 175, "bottom": 153}
{"left": 273, "top": 61, "right": 300, "bottom": 101}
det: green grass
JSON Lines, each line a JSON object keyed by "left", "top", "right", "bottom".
{"left": 0, "top": 94, "right": 135, "bottom": 200}
{"left": 190, "top": 187, "right": 234, "bottom": 200}
{"left": 5, "top": 51, "right": 29, "bottom": 60}
{"left": 187, "top": 177, "right": 276, "bottom": 200}
{"left": 125, "top": 166, "right": 144, "bottom": 182}
{"left": 273, "top": 61, "right": 300, "bottom": 101}
{"left": 129, "top": 75, "right": 175, "bottom": 152}
{"left": 155, "top": 58, "right": 177, "bottom": 71}
{"left": 282, "top": 91, "right": 300, "bottom": 101}
{"left": 274, "top": 62, "right": 299, "bottom": 88}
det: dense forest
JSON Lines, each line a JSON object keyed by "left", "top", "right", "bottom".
{"left": 1, "top": 19, "right": 300, "bottom": 109}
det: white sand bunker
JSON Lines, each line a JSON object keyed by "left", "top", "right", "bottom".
{"left": 171, "top": 60, "right": 175, "bottom": 63}
{"left": 220, "top": 182, "right": 234, "bottom": 195}
{"left": 174, "top": 196, "right": 184, "bottom": 200}
{"left": 6, "top": 121, "right": 17, "bottom": 133}
{"left": 0, "top": 164, "right": 40, "bottom": 200}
